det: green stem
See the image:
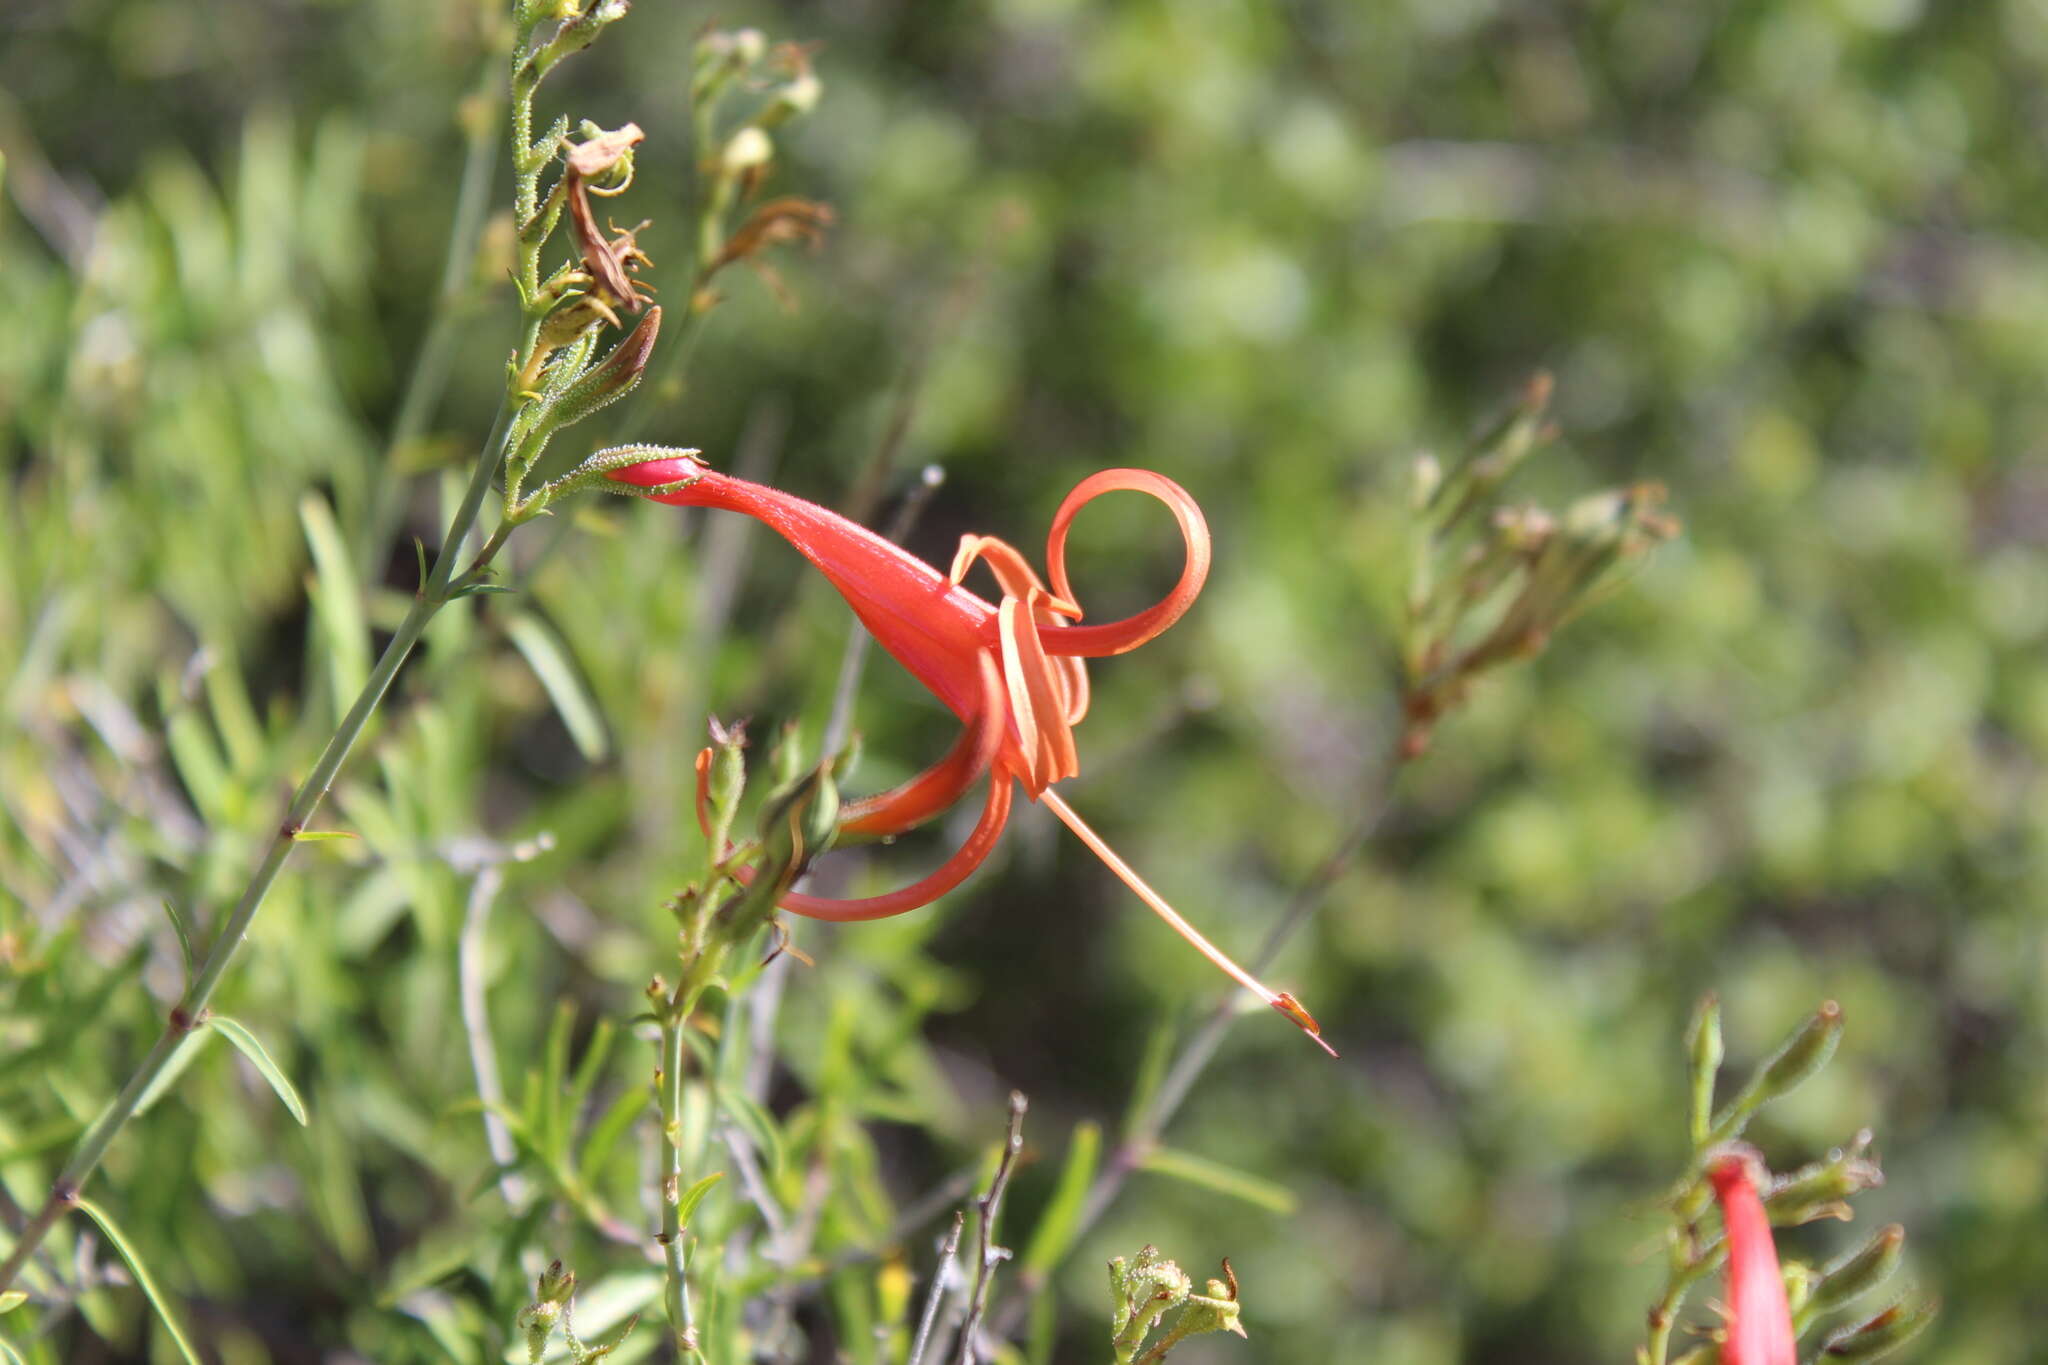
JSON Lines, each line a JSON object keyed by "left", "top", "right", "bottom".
{"left": 1644, "top": 1225, "right": 1724, "bottom": 1365}
{"left": 0, "top": 404, "right": 517, "bottom": 1297}
{"left": 657, "top": 1007, "right": 700, "bottom": 1359}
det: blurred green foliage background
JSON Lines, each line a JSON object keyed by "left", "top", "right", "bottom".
{"left": 3, "top": 0, "right": 2044, "bottom": 1361}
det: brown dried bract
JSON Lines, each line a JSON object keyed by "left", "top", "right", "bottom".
{"left": 567, "top": 174, "right": 653, "bottom": 318}
{"left": 567, "top": 122, "right": 644, "bottom": 181}
{"left": 702, "top": 197, "right": 835, "bottom": 308}
{"left": 709, "top": 197, "right": 834, "bottom": 275}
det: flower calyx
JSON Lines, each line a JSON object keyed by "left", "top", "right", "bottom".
{"left": 503, "top": 437, "right": 703, "bottom": 528}
{"left": 1400, "top": 372, "right": 1679, "bottom": 756}
{"left": 1110, "top": 1247, "right": 1249, "bottom": 1364}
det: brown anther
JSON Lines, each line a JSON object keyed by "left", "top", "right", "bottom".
{"left": 705, "top": 197, "right": 835, "bottom": 280}
{"left": 1271, "top": 992, "right": 1339, "bottom": 1057}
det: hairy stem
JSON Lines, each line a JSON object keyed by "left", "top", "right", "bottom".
{"left": 656, "top": 995, "right": 708, "bottom": 1360}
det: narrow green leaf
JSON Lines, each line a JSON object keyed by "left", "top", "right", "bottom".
{"left": 448, "top": 580, "right": 517, "bottom": 598}
{"left": 72, "top": 1196, "right": 203, "bottom": 1365}
{"left": 308, "top": 1100, "right": 374, "bottom": 1269}
{"left": 566, "top": 1017, "right": 617, "bottom": 1136}
{"left": 200, "top": 646, "right": 265, "bottom": 774}
{"left": 377, "top": 1224, "right": 491, "bottom": 1306}
{"left": 1020, "top": 1120, "right": 1100, "bottom": 1276}
{"left": 2, "top": 1118, "right": 86, "bottom": 1163}
{"left": 0, "top": 1291, "right": 25, "bottom": 1314}
{"left": 412, "top": 536, "right": 429, "bottom": 592}
{"left": 0, "top": 943, "right": 147, "bottom": 1088}
{"left": 1120, "top": 1018, "right": 1176, "bottom": 1138}
{"left": 335, "top": 864, "right": 413, "bottom": 957}
{"left": 400, "top": 1289, "right": 488, "bottom": 1365}
{"left": 541, "top": 1001, "right": 575, "bottom": 1163}
{"left": 506, "top": 612, "right": 609, "bottom": 762}
{"left": 577, "top": 1085, "right": 648, "bottom": 1188}
{"left": 132, "top": 1030, "right": 211, "bottom": 1117}
{"left": 4, "top": 593, "right": 75, "bottom": 723}
{"left": 1025, "top": 1287, "right": 1058, "bottom": 1365}
{"left": 208, "top": 1015, "right": 309, "bottom": 1125}
{"left": 519, "top": 1065, "right": 545, "bottom": 1139}
{"left": 161, "top": 690, "right": 229, "bottom": 822}
{"left": 160, "top": 900, "right": 195, "bottom": 982}
{"left": 1137, "top": 1146, "right": 1297, "bottom": 1215}
{"left": 676, "top": 1170, "right": 724, "bottom": 1226}
{"left": 299, "top": 492, "right": 370, "bottom": 706}
{"left": 718, "top": 1091, "right": 785, "bottom": 1179}
{"left": 291, "top": 829, "right": 360, "bottom": 843}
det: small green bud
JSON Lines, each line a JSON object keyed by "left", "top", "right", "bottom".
{"left": 550, "top": 305, "right": 661, "bottom": 427}
{"left": 1177, "top": 1268, "right": 1247, "bottom": 1340}
{"left": 721, "top": 127, "right": 774, "bottom": 176}
{"left": 770, "top": 67, "right": 821, "bottom": 120}
{"left": 1758, "top": 999, "right": 1843, "bottom": 1101}
{"left": 1491, "top": 504, "right": 1556, "bottom": 555}
{"left": 539, "top": 1260, "right": 575, "bottom": 1304}
{"left": 1765, "top": 1130, "right": 1882, "bottom": 1224}
{"left": 706, "top": 717, "right": 748, "bottom": 858}
{"left": 1410, "top": 452, "right": 1442, "bottom": 511}
{"left": 692, "top": 30, "right": 754, "bottom": 100}
{"left": 768, "top": 720, "right": 805, "bottom": 789}
{"left": 1109, "top": 1245, "right": 1193, "bottom": 1362}
{"left": 516, "top": 1261, "right": 578, "bottom": 1364}
{"left": 1782, "top": 1258, "right": 1818, "bottom": 1317}
{"left": 1812, "top": 1225, "right": 1905, "bottom": 1313}
{"left": 715, "top": 758, "right": 840, "bottom": 945}
{"left": 1463, "top": 370, "right": 1553, "bottom": 497}
{"left": 1685, "top": 993, "right": 1723, "bottom": 1146}
{"left": 1820, "top": 1299, "right": 1937, "bottom": 1360}
{"left": 752, "top": 53, "right": 821, "bottom": 131}
{"left": 1714, "top": 1000, "right": 1844, "bottom": 1140}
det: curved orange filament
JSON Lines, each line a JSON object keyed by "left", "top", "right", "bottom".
{"left": 1038, "top": 789, "right": 1337, "bottom": 1057}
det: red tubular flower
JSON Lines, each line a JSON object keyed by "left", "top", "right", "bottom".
{"left": 609, "top": 453, "right": 1332, "bottom": 1054}
{"left": 1708, "top": 1149, "right": 1798, "bottom": 1365}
